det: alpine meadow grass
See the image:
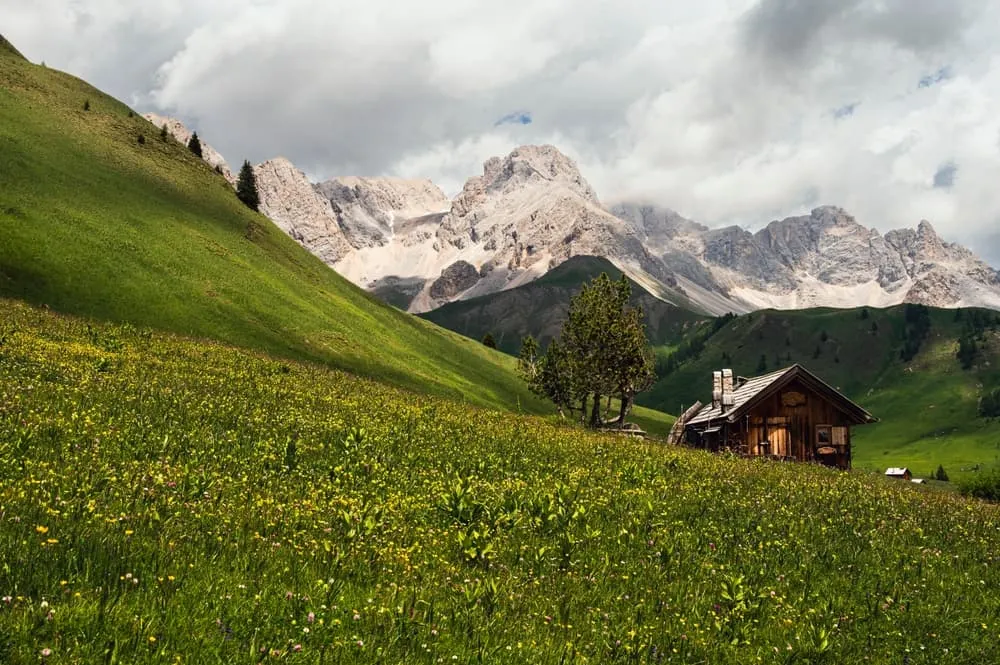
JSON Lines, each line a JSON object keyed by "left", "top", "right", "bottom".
{"left": 2, "top": 299, "right": 999, "bottom": 664}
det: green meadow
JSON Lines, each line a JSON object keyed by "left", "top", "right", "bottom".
{"left": 3, "top": 300, "right": 1000, "bottom": 664}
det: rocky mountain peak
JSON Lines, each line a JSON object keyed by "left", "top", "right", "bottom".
{"left": 917, "top": 219, "right": 937, "bottom": 237}
{"left": 478, "top": 145, "right": 599, "bottom": 204}
{"left": 809, "top": 205, "right": 857, "bottom": 229}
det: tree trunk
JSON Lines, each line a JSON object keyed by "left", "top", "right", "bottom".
{"left": 590, "top": 392, "right": 602, "bottom": 428}
{"left": 617, "top": 391, "right": 632, "bottom": 429}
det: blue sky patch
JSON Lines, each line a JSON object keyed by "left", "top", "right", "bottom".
{"left": 495, "top": 111, "right": 533, "bottom": 127}
{"left": 919, "top": 67, "right": 953, "bottom": 89}
{"left": 833, "top": 102, "right": 859, "bottom": 119}
{"left": 933, "top": 162, "right": 957, "bottom": 189}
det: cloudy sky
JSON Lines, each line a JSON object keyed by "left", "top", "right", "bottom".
{"left": 4, "top": 0, "right": 1000, "bottom": 263}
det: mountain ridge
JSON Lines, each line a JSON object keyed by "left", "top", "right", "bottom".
{"left": 138, "top": 113, "right": 1000, "bottom": 315}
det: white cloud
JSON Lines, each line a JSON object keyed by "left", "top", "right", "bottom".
{"left": 2, "top": 0, "right": 999, "bottom": 262}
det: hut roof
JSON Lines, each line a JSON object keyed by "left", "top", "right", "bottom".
{"left": 685, "top": 364, "right": 877, "bottom": 427}
{"left": 885, "top": 467, "right": 910, "bottom": 477}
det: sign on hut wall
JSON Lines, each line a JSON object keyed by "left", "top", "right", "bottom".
{"left": 781, "top": 391, "right": 807, "bottom": 407}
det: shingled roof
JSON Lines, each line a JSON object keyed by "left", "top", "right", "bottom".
{"left": 685, "top": 364, "right": 876, "bottom": 427}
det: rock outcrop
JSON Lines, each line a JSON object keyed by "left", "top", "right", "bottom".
{"left": 254, "top": 158, "right": 354, "bottom": 265}
{"left": 429, "top": 261, "right": 481, "bottom": 300}
{"left": 315, "top": 177, "right": 450, "bottom": 250}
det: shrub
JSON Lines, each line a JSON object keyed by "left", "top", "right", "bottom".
{"left": 136, "top": 134, "right": 145, "bottom": 145}
{"left": 481, "top": 333, "right": 497, "bottom": 349}
{"left": 959, "top": 469, "right": 1000, "bottom": 502}
{"left": 83, "top": 99, "right": 90, "bottom": 111}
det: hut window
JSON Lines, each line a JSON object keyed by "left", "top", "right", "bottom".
{"left": 816, "top": 425, "right": 832, "bottom": 445}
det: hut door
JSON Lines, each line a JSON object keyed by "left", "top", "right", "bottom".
{"left": 766, "top": 417, "right": 790, "bottom": 458}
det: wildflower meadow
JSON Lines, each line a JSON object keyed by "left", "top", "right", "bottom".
{"left": 1, "top": 299, "right": 999, "bottom": 664}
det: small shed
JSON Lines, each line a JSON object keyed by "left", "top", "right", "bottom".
{"left": 885, "top": 467, "right": 912, "bottom": 481}
{"left": 676, "top": 364, "right": 877, "bottom": 470}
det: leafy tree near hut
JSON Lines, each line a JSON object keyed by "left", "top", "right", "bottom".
{"left": 187, "top": 132, "right": 203, "bottom": 159}
{"left": 531, "top": 339, "right": 580, "bottom": 419}
{"left": 518, "top": 273, "right": 654, "bottom": 428}
{"left": 236, "top": 160, "right": 260, "bottom": 212}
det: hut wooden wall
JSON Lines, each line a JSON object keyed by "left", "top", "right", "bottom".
{"left": 736, "top": 378, "right": 853, "bottom": 468}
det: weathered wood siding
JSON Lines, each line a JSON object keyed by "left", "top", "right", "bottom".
{"left": 736, "top": 377, "right": 854, "bottom": 469}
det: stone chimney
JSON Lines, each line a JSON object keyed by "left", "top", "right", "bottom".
{"left": 721, "top": 369, "right": 735, "bottom": 412}
{"left": 712, "top": 371, "right": 722, "bottom": 409}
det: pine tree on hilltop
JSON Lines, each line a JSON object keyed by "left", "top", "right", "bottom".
{"left": 481, "top": 333, "right": 497, "bottom": 349}
{"left": 236, "top": 160, "right": 260, "bottom": 212}
{"left": 187, "top": 132, "right": 203, "bottom": 159}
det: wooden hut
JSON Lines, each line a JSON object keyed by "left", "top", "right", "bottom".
{"left": 885, "top": 467, "right": 912, "bottom": 480}
{"left": 676, "top": 365, "right": 877, "bottom": 470}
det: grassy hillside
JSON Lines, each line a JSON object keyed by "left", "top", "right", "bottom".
{"left": 646, "top": 305, "right": 1000, "bottom": 479}
{"left": 0, "top": 42, "right": 546, "bottom": 412}
{"left": 0, "top": 33, "right": 26, "bottom": 60}
{"left": 420, "top": 256, "right": 708, "bottom": 355}
{"left": 3, "top": 301, "right": 1000, "bottom": 663}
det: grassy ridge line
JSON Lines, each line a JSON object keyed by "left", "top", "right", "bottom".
{"left": 2, "top": 298, "right": 1000, "bottom": 663}
{"left": 0, "top": 50, "right": 550, "bottom": 413}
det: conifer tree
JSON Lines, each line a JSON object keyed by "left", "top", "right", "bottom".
{"left": 236, "top": 160, "right": 260, "bottom": 212}
{"left": 187, "top": 132, "right": 203, "bottom": 158}
{"left": 481, "top": 333, "right": 497, "bottom": 349}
